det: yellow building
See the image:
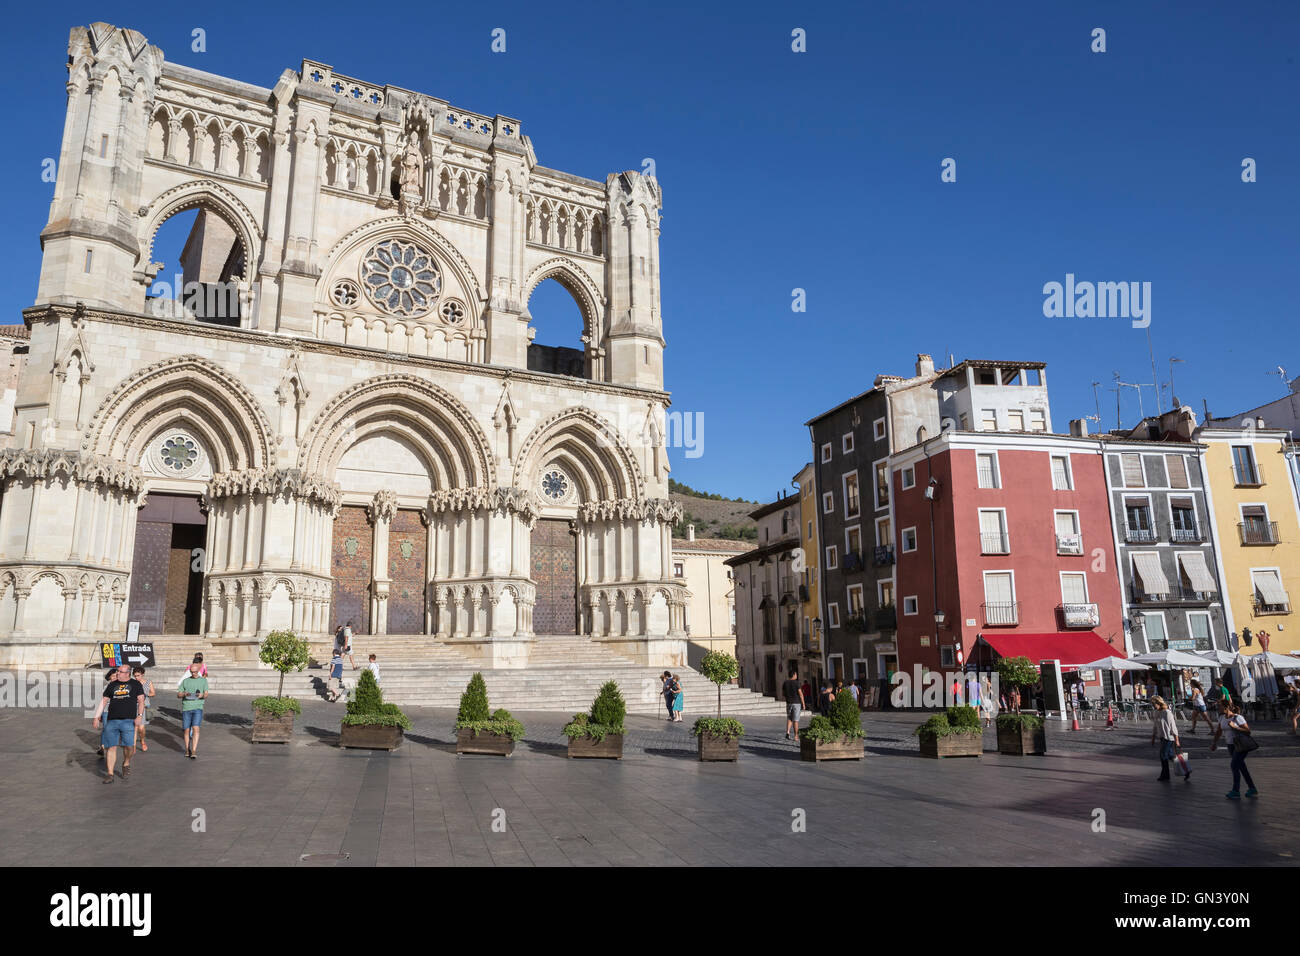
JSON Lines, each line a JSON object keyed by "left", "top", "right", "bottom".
{"left": 794, "top": 462, "right": 822, "bottom": 676}
{"left": 1197, "top": 425, "right": 1300, "bottom": 655}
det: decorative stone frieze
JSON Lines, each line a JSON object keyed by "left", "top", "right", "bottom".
{"left": 0, "top": 449, "right": 144, "bottom": 496}
{"left": 424, "top": 485, "right": 539, "bottom": 520}
{"left": 577, "top": 497, "right": 682, "bottom": 525}
{"left": 205, "top": 467, "right": 341, "bottom": 509}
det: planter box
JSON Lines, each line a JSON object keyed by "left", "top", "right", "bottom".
{"left": 997, "top": 722, "right": 1047, "bottom": 755}
{"left": 919, "top": 733, "right": 983, "bottom": 758}
{"left": 799, "top": 735, "right": 864, "bottom": 762}
{"left": 456, "top": 728, "right": 516, "bottom": 756}
{"left": 697, "top": 732, "right": 740, "bottom": 762}
{"left": 338, "top": 723, "right": 403, "bottom": 751}
{"left": 567, "top": 733, "right": 624, "bottom": 759}
{"left": 251, "top": 710, "right": 294, "bottom": 744}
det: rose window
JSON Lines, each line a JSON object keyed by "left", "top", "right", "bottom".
{"left": 330, "top": 279, "right": 359, "bottom": 307}
{"left": 440, "top": 300, "right": 466, "bottom": 325}
{"left": 541, "top": 469, "right": 570, "bottom": 501}
{"left": 160, "top": 435, "right": 199, "bottom": 472}
{"left": 360, "top": 239, "right": 441, "bottom": 316}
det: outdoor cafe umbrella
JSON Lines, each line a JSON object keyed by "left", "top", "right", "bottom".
{"left": 1250, "top": 651, "right": 1300, "bottom": 671}
{"left": 1132, "top": 650, "right": 1209, "bottom": 703}
{"left": 1079, "top": 656, "right": 1149, "bottom": 672}
{"left": 1195, "top": 649, "right": 1240, "bottom": 669}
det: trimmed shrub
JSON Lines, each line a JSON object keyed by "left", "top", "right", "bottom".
{"left": 457, "top": 672, "right": 490, "bottom": 725}
{"left": 258, "top": 629, "right": 310, "bottom": 700}
{"left": 251, "top": 695, "right": 302, "bottom": 718}
{"left": 831, "top": 687, "right": 865, "bottom": 737}
{"left": 590, "top": 681, "right": 626, "bottom": 728}
{"left": 946, "top": 704, "right": 981, "bottom": 732}
{"left": 344, "top": 667, "right": 412, "bottom": 731}
{"left": 692, "top": 717, "right": 745, "bottom": 741}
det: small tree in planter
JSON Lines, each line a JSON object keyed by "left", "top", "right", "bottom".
{"left": 565, "top": 680, "right": 627, "bottom": 759}
{"left": 799, "top": 686, "right": 865, "bottom": 761}
{"left": 996, "top": 713, "right": 1047, "bottom": 755}
{"left": 916, "top": 704, "right": 983, "bottom": 758}
{"left": 453, "top": 672, "right": 524, "bottom": 756}
{"left": 251, "top": 629, "right": 310, "bottom": 743}
{"left": 995, "top": 656, "right": 1039, "bottom": 712}
{"left": 339, "top": 668, "right": 411, "bottom": 750}
{"left": 692, "top": 651, "right": 744, "bottom": 761}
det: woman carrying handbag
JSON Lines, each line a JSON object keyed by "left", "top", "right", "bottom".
{"left": 1150, "top": 697, "right": 1189, "bottom": 781}
{"left": 1210, "top": 700, "right": 1259, "bottom": 800}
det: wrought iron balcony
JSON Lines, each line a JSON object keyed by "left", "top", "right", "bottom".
{"left": 1129, "top": 584, "right": 1215, "bottom": 605}
{"left": 842, "top": 550, "right": 863, "bottom": 572}
{"left": 1056, "top": 534, "right": 1083, "bottom": 555}
{"left": 982, "top": 602, "right": 1019, "bottom": 626}
{"left": 1238, "top": 521, "right": 1279, "bottom": 546}
{"left": 873, "top": 545, "right": 895, "bottom": 566}
{"left": 1124, "top": 526, "right": 1157, "bottom": 544}
{"left": 980, "top": 532, "right": 1010, "bottom": 555}
{"left": 1058, "top": 603, "right": 1099, "bottom": 628}
{"left": 1252, "top": 597, "right": 1291, "bottom": 616}
{"left": 1170, "top": 527, "right": 1203, "bottom": 543}
{"left": 874, "top": 605, "right": 897, "bottom": 630}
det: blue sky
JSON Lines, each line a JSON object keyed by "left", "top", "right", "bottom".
{"left": 4, "top": 1, "right": 1297, "bottom": 502}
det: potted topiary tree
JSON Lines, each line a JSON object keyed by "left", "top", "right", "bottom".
{"left": 692, "top": 650, "right": 744, "bottom": 761}
{"left": 453, "top": 672, "right": 524, "bottom": 756}
{"left": 996, "top": 713, "right": 1047, "bottom": 755}
{"left": 565, "top": 680, "right": 627, "bottom": 758}
{"left": 995, "top": 655, "right": 1039, "bottom": 714}
{"left": 799, "top": 686, "right": 866, "bottom": 761}
{"left": 251, "top": 629, "right": 310, "bottom": 743}
{"left": 339, "top": 668, "right": 411, "bottom": 750}
{"left": 916, "top": 704, "right": 983, "bottom": 758}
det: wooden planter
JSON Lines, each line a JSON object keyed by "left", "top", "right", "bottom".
{"left": 697, "top": 732, "right": 741, "bottom": 762}
{"left": 919, "top": 732, "right": 983, "bottom": 758}
{"left": 567, "top": 733, "right": 624, "bottom": 759}
{"left": 338, "top": 723, "right": 403, "bottom": 750}
{"left": 997, "top": 722, "right": 1047, "bottom": 756}
{"left": 799, "top": 735, "right": 864, "bottom": 762}
{"left": 456, "top": 728, "right": 516, "bottom": 756}
{"left": 251, "top": 710, "right": 294, "bottom": 744}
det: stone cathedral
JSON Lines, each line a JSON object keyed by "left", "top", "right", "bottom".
{"left": 0, "top": 23, "right": 686, "bottom": 669}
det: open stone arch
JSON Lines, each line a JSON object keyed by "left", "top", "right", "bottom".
{"left": 137, "top": 179, "right": 262, "bottom": 280}
{"left": 321, "top": 216, "right": 485, "bottom": 312}
{"left": 300, "top": 374, "right": 495, "bottom": 489}
{"left": 514, "top": 406, "right": 643, "bottom": 502}
{"left": 84, "top": 354, "right": 273, "bottom": 473}
{"left": 523, "top": 257, "right": 605, "bottom": 339}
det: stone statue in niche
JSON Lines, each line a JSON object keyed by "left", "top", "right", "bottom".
{"left": 397, "top": 135, "right": 424, "bottom": 216}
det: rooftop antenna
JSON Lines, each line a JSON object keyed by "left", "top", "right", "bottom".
{"left": 1168, "top": 357, "right": 1185, "bottom": 411}
{"left": 1269, "top": 366, "right": 1289, "bottom": 394}
{"left": 1115, "top": 372, "right": 1146, "bottom": 425}
{"left": 1089, "top": 380, "right": 1103, "bottom": 424}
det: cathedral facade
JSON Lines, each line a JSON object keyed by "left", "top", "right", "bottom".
{"left": 0, "top": 23, "right": 685, "bottom": 668}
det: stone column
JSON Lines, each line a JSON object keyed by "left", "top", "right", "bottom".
{"left": 367, "top": 490, "right": 396, "bottom": 635}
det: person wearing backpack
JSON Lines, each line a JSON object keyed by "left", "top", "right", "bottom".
{"left": 1210, "top": 699, "right": 1258, "bottom": 799}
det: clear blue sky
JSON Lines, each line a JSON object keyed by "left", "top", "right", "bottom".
{"left": 4, "top": 1, "right": 1297, "bottom": 502}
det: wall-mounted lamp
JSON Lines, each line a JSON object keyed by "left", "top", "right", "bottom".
{"left": 924, "top": 476, "right": 940, "bottom": 500}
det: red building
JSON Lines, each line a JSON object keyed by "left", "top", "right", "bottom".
{"left": 890, "top": 432, "right": 1125, "bottom": 678}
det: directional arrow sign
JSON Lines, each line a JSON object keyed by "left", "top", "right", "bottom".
{"left": 118, "top": 643, "right": 156, "bottom": 668}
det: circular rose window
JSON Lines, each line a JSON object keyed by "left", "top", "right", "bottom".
{"left": 541, "top": 469, "right": 570, "bottom": 501}
{"left": 153, "top": 432, "right": 206, "bottom": 479}
{"left": 360, "top": 238, "right": 441, "bottom": 316}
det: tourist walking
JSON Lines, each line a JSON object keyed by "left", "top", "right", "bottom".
{"left": 333, "top": 623, "right": 346, "bottom": 653}
{"left": 1150, "top": 697, "right": 1188, "bottom": 781}
{"left": 801, "top": 679, "right": 812, "bottom": 708}
{"left": 782, "top": 669, "right": 805, "bottom": 740}
{"left": 1009, "top": 685, "right": 1021, "bottom": 714}
{"left": 131, "top": 666, "right": 155, "bottom": 753}
{"left": 670, "top": 674, "right": 684, "bottom": 722}
{"left": 661, "top": 671, "right": 674, "bottom": 721}
{"left": 178, "top": 661, "right": 208, "bottom": 759}
{"left": 343, "top": 620, "right": 357, "bottom": 670}
{"left": 365, "top": 653, "right": 382, "bottom": 686}
{"left": 326, "top": 648, "right": 345, "bottom": 702}
{"left": 1187, "top": 680, "right": 1212, "bottom": 734}
{"left": 979, "top": 675, "right": 997, "bottom": 727}
{"left": 1210, "top": 700, "right": 1259, "bottom": 799}
{"left": 92, "top": 663, "right": 145, "bottom": 783}
{"left": 177, "top": 653, "right": 208, "bottom": 687}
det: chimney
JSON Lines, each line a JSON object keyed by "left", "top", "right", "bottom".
{"left": 687, "top": 523, "right": 695, "bottom": 541}
{"left": 916, "top": 353, "right": 935, "bottom": 376}
{"left": 1069, "top": 418, "right": 1088, "bottom": 437}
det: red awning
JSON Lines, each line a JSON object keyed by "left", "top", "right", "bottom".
{"left": 977, "top": 632, "right": 1122, "bottom": 669}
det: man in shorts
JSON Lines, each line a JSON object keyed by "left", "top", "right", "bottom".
{"left": 782, "top": 669, "right": 805, "bottom": 740}
{"left": 178, "top": 661, "right": 209, "bottom": 759}
{"left": 92, "top": 664, "right": 144, "bottom": 783}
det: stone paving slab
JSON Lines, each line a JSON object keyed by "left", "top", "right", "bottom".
{"left": 2, "top": 698, "right": 1298, "bottom": 866}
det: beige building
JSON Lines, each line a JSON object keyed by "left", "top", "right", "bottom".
{"left": 671, "top": 525, "right": 744, "bottom": 666}
{"left": 0, "top": 22, "right": 688, "bottom": 669}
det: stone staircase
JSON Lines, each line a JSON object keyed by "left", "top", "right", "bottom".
{"left": 142, "top": 634, "right": 785, "bottom": 717}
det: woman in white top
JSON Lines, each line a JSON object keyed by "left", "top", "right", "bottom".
{"left": 1150, "top": 696, "right": 1186, "bottom": 781}
{"left": 979, "top": 675, "right": 997, "bottom": 727}
{"left": 1186, "top": 679, "right": 1211, "bottom": 734}
{"left": 1210, "top": 700, "right": 1258, "bottom": 799}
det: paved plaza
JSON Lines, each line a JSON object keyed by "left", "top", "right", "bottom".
{"left": 2, "top": 698, "right": 1298, "bottom": 867}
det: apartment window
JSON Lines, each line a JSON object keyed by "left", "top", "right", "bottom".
{"left": 872, "top": 418, "right": 886, "bottom": 441}
{"left": 1055, "top": 511, "right": 1082, "bottom": 554}
{"left": 827, "top": 603, "right": 841, "bottom": 628}
{"left": 901, "top": 466, "right": 916, "bottom": 490}
{"left": 940, "top": 646, "right": 956, "bottom": 668}
{"left": 876, "top": 517, "right": 891, "bottom": 546}
{"left": 825, "top": 546, "right": 838, "bottom": 570}
{"left": 875, "top": 462, "right": 890, "bottom": 508}
{"left": 1029, "top": 409, "right": 1047, "bottom": 432}
{"left": 1060, "top": 571, "right": 1089, "bottom": 605}
{"left": 1240, "top": 505, "right": 1275, "bottom": 545}
{"left": 902, "top": 595, "right": 919, "bottom": 616}
{"left": 978, "top": 370, "right": 997, "bottom": 386}
{"left": 959, "top": 412, "right": 970, "bottom": 430}
{"left": 1188, "top": 612, "right": 1212, "bottom": 647}
{"left": 1121, "top": 454, "right": 1145, "bottom": 488}
{"left": 843, "top": 472, "right": 860, "bottom": 517}
{"left": 879, "top": 580, "right": 894, "bottom": 607}
{"left": 822, "top": 492, "right": 834, "bottom": 514}
{"left": 673, "top": 562, "right": 684, "bottom": 578}
{"left": 99, "top": 134, "right": 109, "bottom": 158}
{"left": 1141, "top": 612, "right": 1168, "bottom": 648}
{"left": 901, "top": 527, "right": 918, "bottom": 553}
{"left": 1170, "top": 497, "right": 1199, "bottom": 541}
{"left": 1125, "top": 498, "right": 1154, "bottom": 540}
{"left": 980, "top": 409, "right": 997, "bottom": 430}
{"left": 978, "top": 509, "right": 1009, "bottom": 554}
{"left": 976, "top": 452, "right": 1000, "bottom": 489}
{"left": 1050, "top": 455, "right": 1072, "bottom": 490}
{"left": 1166, "top": 455, "right": 1190, "bottom": 489}
{"left": 1232, "top": 446, "right": 1260, "bottom": 485}
{"left": 846, "top": 526, "right": 862, "bottom": 555}
{"left": 1007, "top": 409, "right": 1025, "bottom": 432}
{"left": 1143, "top": 455, "right": 1168, "bottom": 488}
{"left": 821, "top": 442, "right": 832, "bottom": 463}
{"left": 806, "top": 520, "right": 813, "bottom": 541}
{"left": 842, "top": 433, "right": 854, "bottom": 454}
{"left": 983, "top": 571, "right": 1016, "bottom": 624}
{"left": 847, "top": 584, "right": 864, "bottom": 615}
{"left": 1251, "top": 569, "right": 1291, "bottom": 613}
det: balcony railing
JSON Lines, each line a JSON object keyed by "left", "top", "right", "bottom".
{"left": 1124, "top": 526, "right": 1157, "bottom": 543}
{"left": 1059, "top": 603, "right": 1099, "bottom": 628}
{"left": 1056, "top": 534, "right": 1083, "bottom": 555}
{"left": 980, "top": 532, "right": 1010, "bottom": 555}
{"left": 1252, "top": 597, "right": 1291, "bottom": 616}
{"left": 842, "top": 550, "right": 863, "bottom": 572}
{"left": 1170, "top": 526, "right": 1203, "bottom": 543}
{"left": 874, "top": 605, "right": 897, "bottom": 630}
{"left": 873, "top": 545, "right": 895, "bottom": 566}
{"left": 1130, "top": 585, "right": 1215, "bottom": 604}
{"left": 1232, "top": 464, "right": 1264, "bottom": 487}
{"left": 1239, "top": 521, "right": 1279, "bottom": 546}
{"left": 982, "top": 602, "right": 1019, "bottom": 626}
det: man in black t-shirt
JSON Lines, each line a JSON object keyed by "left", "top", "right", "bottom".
{"left": 782, "top": 670, "right": 805, "bottom": 740}
{"left": 92, "top": 664, "right": 145, "bottom": 784}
